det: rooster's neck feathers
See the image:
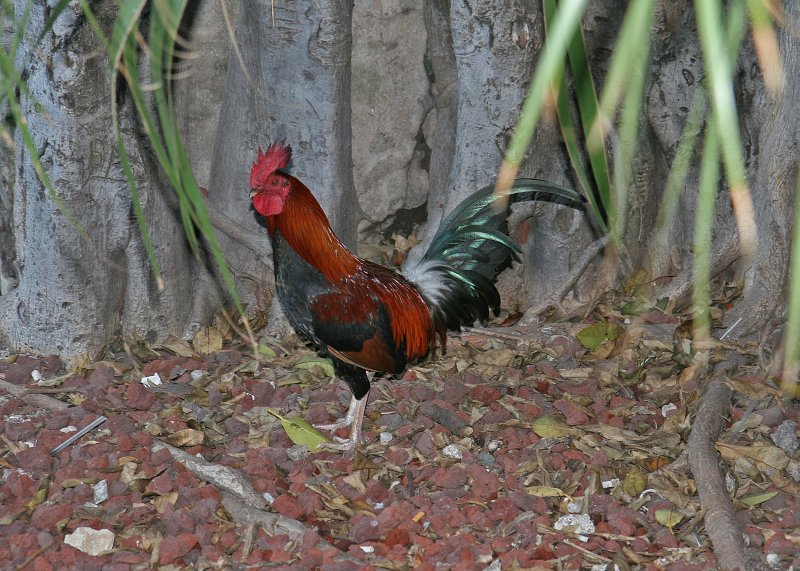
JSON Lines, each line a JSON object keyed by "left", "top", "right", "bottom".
{"left": 271, "top": 175, "right": 360, "bottom": 281}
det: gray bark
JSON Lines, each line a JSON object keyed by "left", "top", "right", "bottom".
{"left": 208, "top": 0, "right": 356, "bottom": 314}
{"left": 351, "top": 0, "right": 430, "bottom": 230}
{"left": 723, "top": 3, "right": 800, "bottom": 338}
{"left": 417, "top": 0, "right": 593, "bottom": 313}
{"left": 0, "top": 1, "right": 203, "bottom": 357}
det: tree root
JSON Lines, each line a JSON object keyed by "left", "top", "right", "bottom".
{"left": 151, "top": 440, "right": 361, "bottom": 564}
{"left": 208, "top": 209, "right": 274, "bottom": 271}
{"left": 0, "top": 378, "right": 68, "bottom": 412}
{"left": 686, "top": 367, "right": 769, "bottom": 570}
{"left": 523, "top": 235, "right": 609, "bottom": 322}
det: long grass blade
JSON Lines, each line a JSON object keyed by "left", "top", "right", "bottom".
{"left": 695, "top": 1, "right": 757, "bottom": 259}
{"left": 692, "top": 124, "right": 720, "bottom": 343}
{"left": 542, "top": 0, "right": 605, "bottom": 231}
{"left": 496, "top": 0, "right": 589, "bottom": 198}
{"left": 782, "top": 170, "right": 800, "bottom": 396}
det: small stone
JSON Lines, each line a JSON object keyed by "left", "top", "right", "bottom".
{"left": 553, "top": 513, "right": 595, "bottom": 535}
{"left": 477, "top": 452, "right": 495, "bottom": 467}
{"left": 286, "top": 445, "right": 309, "bottom": 462}
{"left": 93, "top": 480, "right": 108, "bottom": 504}
{"left": 64, "top": 527, "right": 115, "bottom": 556}
{"left": 770, "top": 420, "right": 798, "bottom": 455}
{"left": 442, "top": 444, "right": 463, "bottom": 459}
{"left": 379, "top": 432, "right": 393, "bottom": 444}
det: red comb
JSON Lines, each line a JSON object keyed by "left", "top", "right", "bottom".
{"left": 250, "top": 140, "right": 292, "bottom": 189}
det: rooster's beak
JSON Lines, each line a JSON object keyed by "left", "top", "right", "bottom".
{"left": 249, "top": 189, "right": 258, "bottom": 199}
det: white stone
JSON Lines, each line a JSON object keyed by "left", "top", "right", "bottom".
{"left": 64, "top": 528, "right": 115, "bottom": 556}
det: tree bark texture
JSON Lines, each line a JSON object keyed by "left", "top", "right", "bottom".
{"left": 208, "top": 0, "right": 355, "bottom": 313}
{"left": 0, "top": 1, "right": 204, "bottom": 357}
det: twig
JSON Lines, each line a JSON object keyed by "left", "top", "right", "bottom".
{"left": 461, "top": 326, "right": 527, "bottom": 342}
{"left": 687, "top": 366, "right": 767, "bottom": 570}
{"left": 525, "top": 235, "right": 609, "bottom": 318}
{"left": 13, "top": 540, "right": 55, "bottom": 571}
{"left": 0, "top": 379, "right": 69, "bottom": 412}
{"left": 151, "top": 440, "right": 362, "bottom": 564}
{"left": 50, "top": 416, "right": 108, "bottom": 456}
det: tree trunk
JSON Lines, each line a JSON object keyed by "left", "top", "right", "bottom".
{"left": 208, "top": 0, "right": 356, "bottom": 316}
{"left": 0, "top": 1, "right": 205, "bottom": 358}
{"left": 417, "top": 0, "right": 594, "bottom": 314}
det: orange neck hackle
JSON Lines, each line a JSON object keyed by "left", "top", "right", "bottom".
{"left": 270, "top": 175, "right": 360, "bottom": 282}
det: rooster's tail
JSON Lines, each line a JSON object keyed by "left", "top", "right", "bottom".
{"left": 402, "top": 179, "right": 582, "bottom": 335}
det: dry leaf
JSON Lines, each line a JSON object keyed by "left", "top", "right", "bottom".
{"left": 161, "top": 335, "right": 195, "bottom": 358}
{"left": 655, "top": 508, "right": 684, "bottom": 528}
{"left": 525, "top": 485, "right": 568, "bottom": 498}
{"left": 530, "top": 416, "right": 578, "bottom": 438}
{"left": 167, "top": 428, "right": 205, "bottom": 448}
{"left": 716, "top": 443, "right": 790, "bottom": 475}
{"left": 192, "top": 326, "right": 223, "bottom": 354}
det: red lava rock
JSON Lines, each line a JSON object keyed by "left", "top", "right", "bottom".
{"left": 4, "top": 419, "right": 37, "bottom": 441}
{"left": 486, "top": 497, "right": 520, "bottom": 524}
{"left": 429, "top": 466, "right": 468, "bottom": 489}
{"left": 4, "top": 356, "right": 41, "bottom": 384}
{"left": 116, "top": 434, "right": 136, "bottom": 453}
{"left": 88, "top": 365, "right": 115, "bottom": 388}
{"left": 15, "top": 445, "right": 53, "bottom": 473}
{"left": 134, "top": 432, "right": 153, "bottom": 447}
{"left": 467, "top": 463, "right": 499, "bottom": 500}
{"left": 468, "top": 385, "right": 502, "bottom": 405}
{"left": 158, "top": 532, "right": 199, "bottom": 565}
{"left": 151, "top": 447, "right": 173, "bottom": 466}
{"left": 124, "top": 381, "right": 157, "bottom": 410}
{"left": 31, "top": 503, "right": 73, "bottom": 529}
{"left": 413, "top": 431, "right": 436, "bottom": 457}
{"left": 553, "top": 399, "right": 591, "bottom": 425}
{"left": 384, "top": 528, "right": 410, "bottom": 548}
{"left": 607, "top": 512, "right": 637, "bottom": 536}
{"left": 146, "top": 471, "right": 174, "bottom": 495}
{"left": 349, "top": 514, "right": 381, "bottom": 543}
{"left": 653, "top": 527, "right": 679, "bottom": 548}
{"left": 272, "top": 494, "right": 304, "bottom": 520}
{"left": 297, "top": 488, "right": 323, "bottom": 516}
{"left": 765, "top": 531, "right": 797, "bottom": 555}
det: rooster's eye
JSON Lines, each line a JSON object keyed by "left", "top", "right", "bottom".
{"left": 271, "top": 176, "right": 280, "bottom": 186}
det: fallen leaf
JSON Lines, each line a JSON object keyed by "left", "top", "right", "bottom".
{"left": 160, "top": 335, "right": 195, "bottom": 358}
{"left": 192, "top": 326, "right": 223, "bottom": 354}
{"left": 525, "top": 485, "right": 568, "bottom": 498}
{"left": 294, "top": 356, "right": 335, "bottom": 378}
{"left": 655, "top": 508, "right": 684, "bottom": 528}
{"left": 716, "top": 443, "right": 791, "bottom": 474}
{"left": 576, "top": 321, "right": 624, "bottom": 351}
{"left": 530, "top": 415, "right": 578, "bottom": 438}
{"left": 166, "top": 428, "right": 204, "bottom": 448}
{"left": 268, "top": 409, "right": 330, "bottom": 452}
{"left": 256, "top": 344, "right": 276, "bottom": 357}
{"left": 623, "top": 467, "right": 648, "bottom": 496}
{"left": 739, "top": 490, "right": 779, "bottom": 506}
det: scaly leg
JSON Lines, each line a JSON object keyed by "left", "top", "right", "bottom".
{"left": 314, "top": 393, "right": 369, "bottom": 453}
{"left": 314, "top": 394, "right": 360, "bottom": 432}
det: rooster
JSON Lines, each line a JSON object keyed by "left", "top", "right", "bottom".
{"left": 250, "top": 141, "right": 581, "bottom": 451}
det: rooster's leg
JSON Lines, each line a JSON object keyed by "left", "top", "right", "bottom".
{"left": 314, "top": 394, "right": 360, "bottom": 432}
{"left": 315, "top": 393, "right": 368, "bottom": 452}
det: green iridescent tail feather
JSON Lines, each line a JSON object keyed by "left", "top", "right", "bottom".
{"left": 403, "top": 179, "right": 583, "bottom": 331}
